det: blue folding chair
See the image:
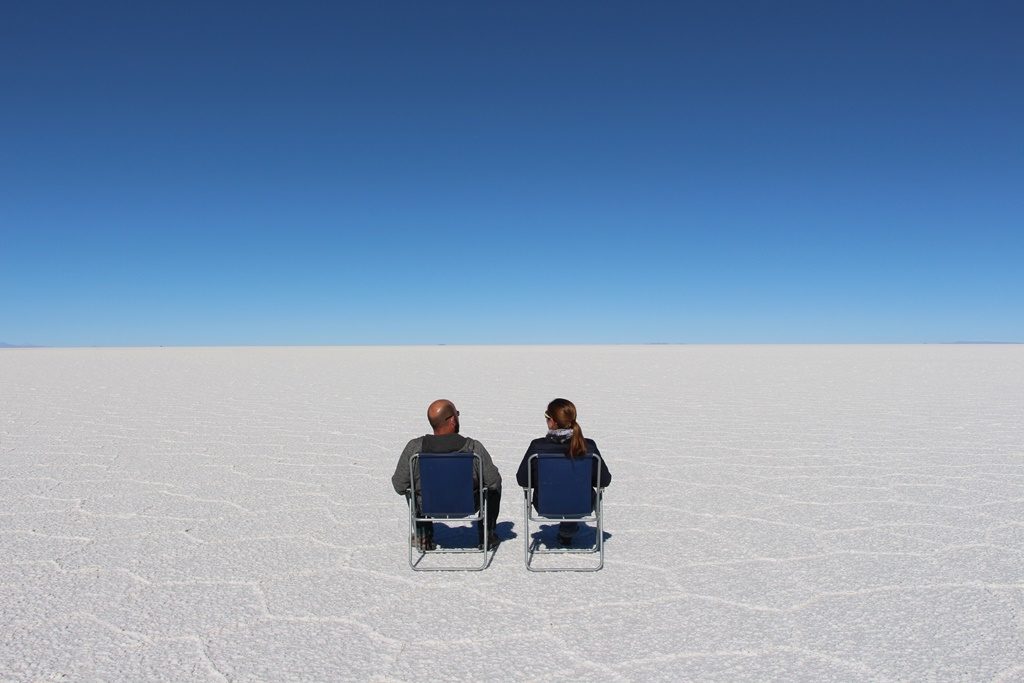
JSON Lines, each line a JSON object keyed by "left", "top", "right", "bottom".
{"left": 408, "top": 452, "right": 490, "bottom": 571}
{"left": 523, "top": 452, "right": 605, "bottom": 572}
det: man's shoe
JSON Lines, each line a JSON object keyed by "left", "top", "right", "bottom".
{"left": 412, "top": 532, "right": 435, "bottom": 552}
{"left": 557, "top": 532, "right": 573, "bottom": 547}
{"left": 478, "top": 532, "right": 499, "bottom": 551}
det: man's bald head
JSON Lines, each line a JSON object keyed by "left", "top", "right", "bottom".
{"left": 427, "top": 399, "right": 460, "bottom": 435}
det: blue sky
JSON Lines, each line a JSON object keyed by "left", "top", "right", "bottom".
{"left": 2, "top": 1, "right": 1021, "bottom": 345}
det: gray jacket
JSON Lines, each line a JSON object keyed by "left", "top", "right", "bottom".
{"left": 391, "top": 433, "right": 502, "bottom": 495}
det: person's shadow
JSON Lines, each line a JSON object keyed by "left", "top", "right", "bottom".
{"left": 493, "top": 520, "right": 517, "bottom": 545}
{"left": 529, "top": 523, "right": 613, "bottom": 550}
{"left": 431, "top": 520, "right": 518, "bottom": 549}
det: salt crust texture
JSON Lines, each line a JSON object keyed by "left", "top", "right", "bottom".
{"left": 1, "top": 345, "right": 1022, "bottom": 682}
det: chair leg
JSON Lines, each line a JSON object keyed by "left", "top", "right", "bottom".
{"left": 408, "top": 498, "right": 423, "bottom": 570}
{"left": 410, "top": 507, "right": 491, "bottom": 571}
{"left": 525, "top": 492, "right": 604, "bottom": 572}
{"left": 523, "top": 489, "right": 532, "bottom": 570}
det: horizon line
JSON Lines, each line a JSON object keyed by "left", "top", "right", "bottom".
{"left": 2, "top": 341, "right": 1022, "bottom": 350}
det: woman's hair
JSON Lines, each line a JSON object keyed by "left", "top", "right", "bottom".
{"left": 547, "top": 398, "right": 587, "bottom": 458}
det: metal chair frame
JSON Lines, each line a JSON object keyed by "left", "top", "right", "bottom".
{"left": 523, "top": 452, "right": 605, "bottom": 572}
{"left": 408, "top": 452, "right": 490, "bottom": 571}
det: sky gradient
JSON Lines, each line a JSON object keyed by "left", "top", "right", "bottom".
{"left": 2, "top": 1, "right": 1022, "bottom": 346}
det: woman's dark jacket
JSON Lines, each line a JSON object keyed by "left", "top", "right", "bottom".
{"left": 516, "top": 437, "right": 611, "bottom": 510}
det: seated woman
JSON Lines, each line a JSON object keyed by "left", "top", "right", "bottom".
{"left": 516, "top": 398, "right": 611, "bottom": 545}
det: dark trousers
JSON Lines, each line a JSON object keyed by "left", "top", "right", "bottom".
{"left": 482, "top": 487, "right": 501, "bottom": 534}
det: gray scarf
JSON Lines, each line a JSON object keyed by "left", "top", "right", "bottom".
{"left": 547, "top": 428, "right": 574, "bottom": 443}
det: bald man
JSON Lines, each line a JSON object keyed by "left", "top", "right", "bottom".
{"left": 392, "top": 400, "right": 502, "bottom": 551}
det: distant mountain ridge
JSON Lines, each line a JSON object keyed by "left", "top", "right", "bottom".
{"left": 0, "top": 341, "right": 41, "bottom": 348}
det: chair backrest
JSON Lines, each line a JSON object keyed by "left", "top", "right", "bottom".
{"left": 533, "top": 453, "right": 598, "bottom": 516}
{"left": 415, "top": 453, "right": 478, "bottom": 516}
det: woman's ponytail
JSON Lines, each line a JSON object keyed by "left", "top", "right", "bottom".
{"left": 569, "top": 421, "right": 586, "bottom": 458}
